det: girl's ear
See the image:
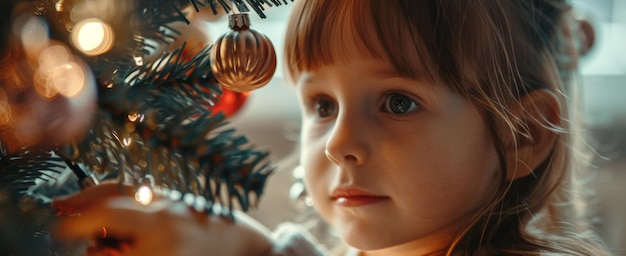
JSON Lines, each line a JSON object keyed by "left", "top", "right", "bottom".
{"left": 504, "top": 89, "right": 561, "bottom": 181}
{"left": 577, "top": 19, "right": 595, "bottom": 56}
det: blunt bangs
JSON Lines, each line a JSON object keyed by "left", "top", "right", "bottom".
{"left": 283, "top": 0, "right": 435, "bottom": 84}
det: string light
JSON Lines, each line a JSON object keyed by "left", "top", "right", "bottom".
{"left": 134, "top": 185, "right": 153, "bottom": 205}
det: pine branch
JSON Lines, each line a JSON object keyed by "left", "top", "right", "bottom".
{"left": 1, "top": 0, "right": 290, "bottom": 252}
{"left": 187, "top": 0, "right": 292, "bottom": 19}
{"left": 55, "top": 40, "right": 274, "bottom": 214}
{"left": 0, "top": 148, "right": 65, "bottom": 194}
{"left": 0, "top": 148, "right": 65, "bottom": 254}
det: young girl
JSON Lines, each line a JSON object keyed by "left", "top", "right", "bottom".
{"left": 54, "top": 0, "right": 611, "bottom": 255}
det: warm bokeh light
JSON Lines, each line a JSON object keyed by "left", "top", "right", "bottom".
{"left": 135, "top": 185, "right": 153, "bottom": 205}
{"left": 77, "top": 21, "right": 105, "bottom": 50}
{"left": 50, "top": 63, "right": 87, "bottom": 97}
{"left": 70, "top": 18, "right": 114, "bottom": 56}
{"left": 37, "top": 45, "right": 70, "bottom": 70}
{"left": 34, "top": 45, "right": 87, "bottom": 98}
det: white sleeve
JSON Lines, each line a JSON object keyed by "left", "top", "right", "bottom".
{"left": 270, "top": 222, "right": 328, "bottom": 256}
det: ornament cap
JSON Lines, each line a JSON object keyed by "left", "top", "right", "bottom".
{"left": 228, "top": 13, "right": 251, "bottom": 31}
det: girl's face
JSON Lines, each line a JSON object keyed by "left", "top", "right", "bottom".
{"left": 296, "top": 55, "right": 501, "bottom": 254}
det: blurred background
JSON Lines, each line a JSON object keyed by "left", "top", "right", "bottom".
{"left": 202, "top": 1, "right": 625, "bottom": 254}
{"left": 571, "top": 1, "right": 626, "bottom": 255}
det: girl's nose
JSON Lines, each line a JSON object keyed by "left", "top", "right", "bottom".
{"left": 324, "top": 113, "right": 369, "bottom": 166}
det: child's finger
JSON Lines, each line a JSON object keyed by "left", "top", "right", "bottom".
{"left": 54, "top": 195, "right": 176, "bottom": 240}
{"left": 53, "top": 196, "right": 157, "bottom": 241}
{"left": 53, "top": 182, "right": 133, "bottom": 211}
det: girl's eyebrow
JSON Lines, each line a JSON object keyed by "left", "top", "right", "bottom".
{"left": 370, "top": 67, "right": 430, "bottom": 84}
{"left": 366, "top": 67, "right": 396, "bottom": 78}
{"left": 366, "top": 63, "right": 428, "bottom": 80}
{"left": 296, "top": 73, "right": 322, "bottom": 89}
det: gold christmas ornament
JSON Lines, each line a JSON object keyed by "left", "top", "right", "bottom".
{"left": 210, "top": 13, "right": 277, "bottom": 93}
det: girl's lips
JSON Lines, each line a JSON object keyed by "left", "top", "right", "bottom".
{"left": 331, "top": 187, "right": 389, "bottom": 207}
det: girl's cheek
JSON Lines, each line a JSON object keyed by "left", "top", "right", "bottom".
{"left": 299, "top": 128, "right": 317, "bottom": 162}
{"left": 300, "top": 127, "right": 330, "bottom": 166}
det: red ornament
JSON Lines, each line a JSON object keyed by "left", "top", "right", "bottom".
{"left": 206, "top": 87, "right": 249, "bottom": 118}
{"left": 210, "top": 13, "right": 277, "bottom": 93}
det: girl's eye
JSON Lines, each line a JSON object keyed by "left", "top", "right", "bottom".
{"left": 315, "top": 97, "right": 337, "bottom": 118}
{"left": 383, "top": 93, "right": 419, "bottom": 114}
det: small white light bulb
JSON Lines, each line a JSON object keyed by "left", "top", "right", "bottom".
{"left": 135, "top": 185, "right": 153, "bottom": 205}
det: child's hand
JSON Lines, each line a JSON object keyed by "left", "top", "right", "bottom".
{"left": 53, "top": 182, "right": 273, "bottom": 256}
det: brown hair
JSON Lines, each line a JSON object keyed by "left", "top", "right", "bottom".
{"left": 284, "top": 0, "right": 609, "bottom": 255}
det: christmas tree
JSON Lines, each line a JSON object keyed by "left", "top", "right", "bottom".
{"left": 0, "top": 0, "right": 291, "bottom": 254}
